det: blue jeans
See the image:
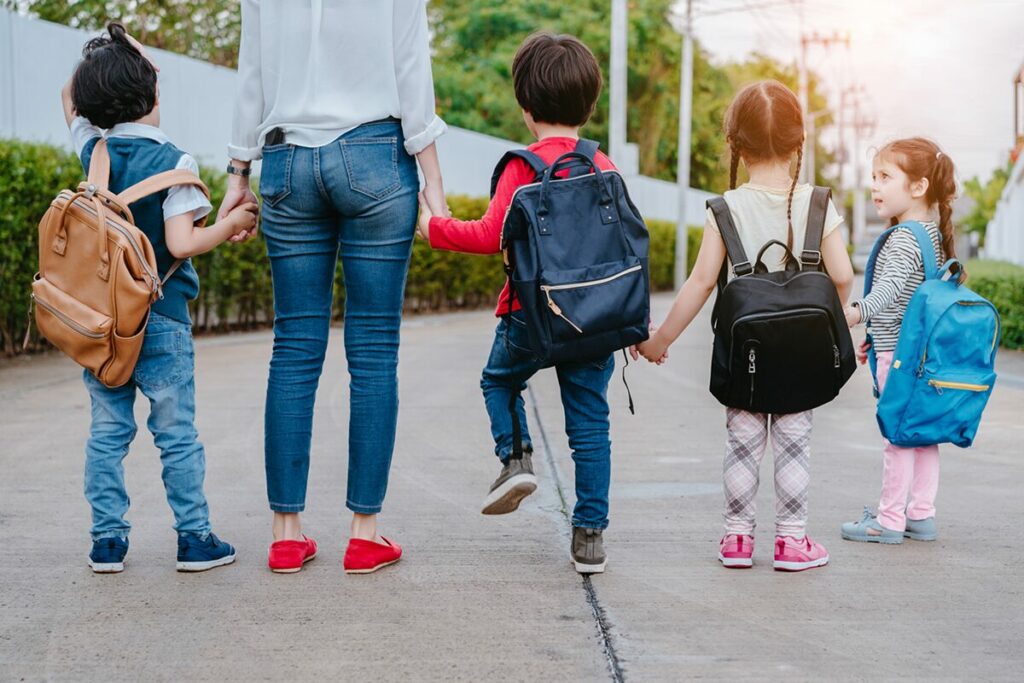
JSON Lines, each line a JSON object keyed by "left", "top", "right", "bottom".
{"left": 481, "top": 311, "right": 614, "bottom": 529}
{"left": 83, "top": 312, "right": 210, "bottom": 540}
{"left": 260, "top": 120, "right": 418, "bottom": 514}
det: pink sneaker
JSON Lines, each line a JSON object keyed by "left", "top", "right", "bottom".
{"left": 718, "top": 534, "right": 754, "bottom": 568}
{"left": 773, "top": 535, "right": 829, "bottom": 572}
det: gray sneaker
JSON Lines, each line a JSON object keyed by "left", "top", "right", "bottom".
{"left": 571, "top": 527, "right": 607, "bottom": 574}
{"left": 480, "top": 450, "right": 537, "bottom": 515}
{"left": 904, "top": 516, "right": 937, "bottom": 541}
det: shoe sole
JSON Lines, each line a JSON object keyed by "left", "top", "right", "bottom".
{"left": 270, "top": 550, "right": 318, "bottom": 574}
{"left": 481, "top": 474, "right": 538, "bottom": 515}
{"left": 177, "top": 554, "right": 237, "bottom": 572}
{"left": 89, "top": 561, "right": 124, "bottom": 573}
{"left": 903, "top": 531, "right": 937, "bottom": 541}
{"left": 718, "top": 554, "right": 753, "bottom": 568}
{"left": 841, "top": 531, "right": 903, "bottom": 544}
{"left": 572, "top": 558, "right": 607, "bottom": 574}
{"left": 774, "top": 555, "right": 830, "bottom": 572}
{"left": 345, "top": 557, "right": 400, "bottom": 575}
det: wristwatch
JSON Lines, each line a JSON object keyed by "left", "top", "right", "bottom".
{"left": 226, "top": 163, "right": 251, "bottom": 178}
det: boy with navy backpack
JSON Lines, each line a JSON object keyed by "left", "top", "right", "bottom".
{"left": 418, "top": 32, "right": 647, "bottom": 574}
{"left": 841, "top": 138, "right": 1000, "bottom": 545}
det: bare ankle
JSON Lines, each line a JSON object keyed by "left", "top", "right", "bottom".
{"left": 272, "top": 512, "right": 303, "bottom": 541}
{"left": 350, "top": 513, "right": 378, "bottom": 541}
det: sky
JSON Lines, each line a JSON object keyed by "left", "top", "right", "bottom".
{"left": 682, "top": 0, "right": 1024, "bottom": 185}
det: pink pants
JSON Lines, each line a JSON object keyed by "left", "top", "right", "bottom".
{"left": 875, "top": 351, "right": 940, "bottom": 531}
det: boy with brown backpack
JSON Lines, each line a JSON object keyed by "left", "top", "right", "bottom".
{"left": 36, "top": 23, "right": 257, "bottom": 573}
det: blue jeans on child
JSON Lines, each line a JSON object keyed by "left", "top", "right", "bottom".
{"left": 83, "top": 312, "right": 211, "bottom": 540}
{"left": 259, "top": 119, "right": 418, "bottom": 514}
{"left": 481, "top": 311, "right": 614, "bottom": 529}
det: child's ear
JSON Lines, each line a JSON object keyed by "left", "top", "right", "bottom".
{"left": 910, "top": 176, "right": 929, "bottom": 200}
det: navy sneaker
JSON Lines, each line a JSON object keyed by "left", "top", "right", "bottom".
{"left": 89, "top": 536, "right": 129, "bottom": 573}
{"left": 176, "top": 532, "right": 236, "bottom": 572}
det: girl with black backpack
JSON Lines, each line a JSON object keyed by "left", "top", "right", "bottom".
{"left": 634, "top": 80, "right": 855, "bottom": 571}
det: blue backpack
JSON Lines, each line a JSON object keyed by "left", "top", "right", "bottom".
{"left": 865, "top": 221, "right": 1001, "bottom": 448}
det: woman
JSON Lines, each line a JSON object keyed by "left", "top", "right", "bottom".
{"left": 219, "top": 0, "right": 447, "bottom": 574}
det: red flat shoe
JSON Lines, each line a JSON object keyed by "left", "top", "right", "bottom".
{"left": 343, "top": 536, "right": 402, "bottom": 574}
{"left": 268, "top": 535, "right": 318, "bottom": 574}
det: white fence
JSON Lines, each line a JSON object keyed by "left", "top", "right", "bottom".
{"left": 984, "top": 151, "right": 1024, "bottom": 265}
{"left": 0, "top": 9, "right": 712, "bottom": 225}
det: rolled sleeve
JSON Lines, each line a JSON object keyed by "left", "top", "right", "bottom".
{"left": 393, "top": 0, "right": 446, "bottom": 155}
{"left": 228, "top": 0, "right": 265, "bottom": 161}
{"left": 163, "top": 154, "right": 212, "bottom": 223}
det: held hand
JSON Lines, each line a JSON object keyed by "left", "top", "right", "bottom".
{"left": 844, "top": 305, "right": 862, "bottom": 328}
{"left": 637, "top": 328, "right": 670, "bottom": 365}
{"left": 856, "top": 339, "right": 871, "bottom": 365}
{"left": 220, "top": 179, "right": 259, "bottom": 243}
{"left": 226, "top": 202, "right": 259, "bottom": 236}
{"left": 416, "top": 192, "right": 433, "bottom": 241}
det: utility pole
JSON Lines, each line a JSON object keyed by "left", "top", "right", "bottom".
{"left": 798, "top": 30, "right": 849, "bottom": 184}
{"left": 609, "top": 0, "right": 628, "bottom": 166}
{"left": 674, "top": 0, "right": 694, "bottom": 289}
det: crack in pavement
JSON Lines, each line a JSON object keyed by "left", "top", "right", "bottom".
{"left": 528, "top": 386, "right": 626, "bottom": 683}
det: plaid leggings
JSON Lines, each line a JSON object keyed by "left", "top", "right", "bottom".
{"left": 722, "top": 408, "right": 813, "bottom": 538}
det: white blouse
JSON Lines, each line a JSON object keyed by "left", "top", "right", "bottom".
{"left": 228, "top": 0, "right": 447, "bottom": 161}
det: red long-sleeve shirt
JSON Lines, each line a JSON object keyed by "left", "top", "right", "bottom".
{"left": 428, "top": 136, "right": 617, "bottom": 316}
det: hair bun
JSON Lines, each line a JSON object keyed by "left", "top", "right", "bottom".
{"left": 106, "top": 22, "right": 129, "bottom": 44}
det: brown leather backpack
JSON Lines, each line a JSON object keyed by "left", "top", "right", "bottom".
{"left": 33, "top": 139, "right": 210, "bottom": 387}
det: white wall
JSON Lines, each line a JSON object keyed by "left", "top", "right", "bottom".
{"left": 0, "top": 9, "right": 711, "bottom": 224}
{"left": 984, "top": 151, "right": 1024, "bottom": 265}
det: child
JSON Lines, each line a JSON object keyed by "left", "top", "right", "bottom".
{"left": 417, "top": 32, "right": 615, "bottom": 574}
{"left": 635, "top": 80, "right": 854, "bottom": 571}
{"left": 840, "top": 138, "right": 957, "bottom": 544}
{"left": 62, "top": 23, "right": 258, "bottom": 573}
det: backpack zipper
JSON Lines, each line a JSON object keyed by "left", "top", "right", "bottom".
{"left": 539, "top": 263, "right": 642, "bottom": 334}
{"left": 927, "top": 379, "right": 989, "bottom": 395}
{"left": 59, "top": 191, "right": 161, "bottom": 293}
{"left": 31, "top": 294, "right": 106, "bottom": 339}
{"left": 748, "top": 347, "right": 757, "bottom": 406}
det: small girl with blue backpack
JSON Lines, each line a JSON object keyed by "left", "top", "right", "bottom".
{"left": 841, "top": 137, "right": 1000, "bottom": 544}
{"left": 636, "top": 80, "right": 855, "bottom": 571}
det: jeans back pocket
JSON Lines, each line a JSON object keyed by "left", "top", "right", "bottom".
{"left": 340, "top": 137, "right": 401, "bottom": 200}
{"left": 259, "top": 144, "right": 294, "bottom": 207}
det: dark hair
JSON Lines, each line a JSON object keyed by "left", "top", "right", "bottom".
{"left": 876, "top": 137, "right": 960, "bottom": 272}
{"left": 512, "top": 32, "right": 602, "bottom": 127}
{"left": 724, "top": 80, "right": 805, "bottom": 262}
{"left": 71, "top": 22, "right": 157, "bottom": 129}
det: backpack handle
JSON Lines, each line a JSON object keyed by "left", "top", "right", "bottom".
{"left": 753, "top": 239, "right": 801, "bottom": 274}
{"left": 537, "top": 151, "right": 613, "bottom": 217}
{"left": 938, "top": 258, "right": 966, "bottom": 285}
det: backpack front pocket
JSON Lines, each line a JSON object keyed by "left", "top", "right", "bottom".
{"left": 894, "top": 372, "right": 995, "bottom": 447}
{"left": 539, "top": 257, "right": 645, "bottom": 343}
{"left": 32, "top": 277, "right": 112, "bottom": 375}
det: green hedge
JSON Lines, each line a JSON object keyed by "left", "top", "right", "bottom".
{"left": 966, "top": 260, "right": 1024, "bottom": 350}
{"left": 2, "top": 138, "right": 695, "bottom": 354}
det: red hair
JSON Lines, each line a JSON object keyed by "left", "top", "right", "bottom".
{"left": 724, "top": 80, "right": 805, "bottom": 259}
{"left": 876, "top": 137, "right": 959, "bottom": 267}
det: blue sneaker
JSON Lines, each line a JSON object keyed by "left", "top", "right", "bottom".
{"left": 840, "top": 507, "right": 903, "bottom": 544}
{"left": 89, "top": 536, "right": 129, "bottom": 573}
{"left": 176, "top": 532, "right": 236, "bottom": 572}
{"left": 904, "top": 516, "right": 937, "bottom": 541}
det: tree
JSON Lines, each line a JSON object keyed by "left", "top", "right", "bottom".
{"left": 9, "top": 0, "right": 241, "bottom": 67}
{"left": 961, "top": 163, "right": 1012, "bottom": 246}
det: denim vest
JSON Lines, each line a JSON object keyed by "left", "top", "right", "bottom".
{"left": 80, "top": 137, "right": 199, "bottom": 324}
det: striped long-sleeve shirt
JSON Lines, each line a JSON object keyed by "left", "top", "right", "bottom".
{"left": 854, "top": 222, "right": 943, "bottom": 352}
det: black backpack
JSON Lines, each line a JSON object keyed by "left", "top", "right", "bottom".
{"left": 707, "top": 186, "right": 856, "bottom": 414}
{"left": 494, "top": 139, "right": 650, "bottom": 459}
{"left": 496, "top": 139, "right": 650, "bottom": 366}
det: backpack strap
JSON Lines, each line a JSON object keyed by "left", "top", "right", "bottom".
{"left": 801, "top": 186, "right": 831, "bottom": 269}
{"left": 118, "top": 170, "right": 212, "bottom": 227}
{"left": 86, "top": 139, "right": 111, "bottom": 190}
{"left": 707, "top": 197, "right": 753, "bottom": 290}
{"left": 489, "top": 149, "right": 548, "bottom": 198}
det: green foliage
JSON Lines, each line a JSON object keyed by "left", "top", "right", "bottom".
{"left": 966, "top": 260, "right": 1024, "bottom": 350}
{"left": 0, "top": 139, "right": 83, "bottom": 354}
{"left": 961, "top": 164, "right": 1012, "bottom": 245}
{"left": 12, "top": 0, "right": 242, "bottom": 67}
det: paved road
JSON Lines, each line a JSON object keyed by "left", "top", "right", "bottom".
{"left": 2, "top": 293, "right": 1022, "bottom": 681}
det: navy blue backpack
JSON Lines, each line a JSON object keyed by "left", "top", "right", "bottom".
{"left": 493, "top": 139, "right": 651, "bottom": 458}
